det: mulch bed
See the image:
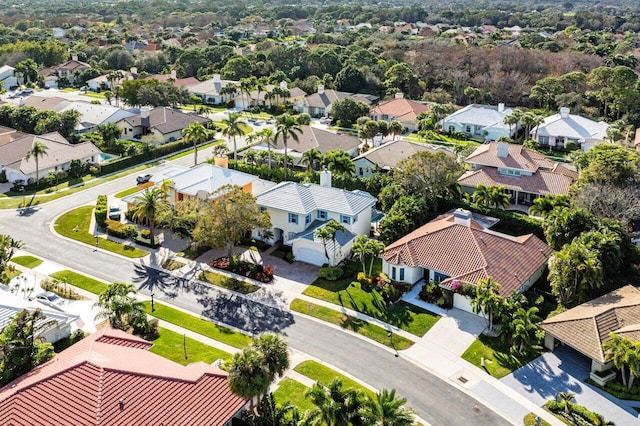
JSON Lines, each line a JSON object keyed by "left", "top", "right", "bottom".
{"left": 210, "top": 257, "right": 274, "bottom": 283}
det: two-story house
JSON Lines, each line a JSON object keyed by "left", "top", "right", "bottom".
{"left": 40, "top": 56, "right": 91, "bottom": 89}
{"left": 457, "top": 141, "right": 578, "bottom": 207}
{"left": 116, "top": 107, "right": 210, "bottom": 143}
{"left": 254, "top": 171, "right": 377, "bottom": 266}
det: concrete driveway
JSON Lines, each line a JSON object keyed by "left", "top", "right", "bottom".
{"left": 500, "top": 345, "right": 640, "bottom": 425}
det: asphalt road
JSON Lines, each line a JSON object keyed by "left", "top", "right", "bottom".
{"left": 0, "top": 153, "right": 512, "bottom": 426}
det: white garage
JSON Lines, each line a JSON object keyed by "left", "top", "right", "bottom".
{"left": 292, "top": 241, "right": 329, "bottom": 266}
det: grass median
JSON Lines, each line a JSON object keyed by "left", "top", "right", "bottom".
{"left": 294, "top": 360, "right": 376, "bottom": 400}
{"left": 199, "top": 270, "right": 260, "bottom": 294}
{"left": 149, "top": 327, "right": 230, "bottom": 365}
{"left": 50, "top": 270, "right": 109, "bottom": 294}
{"left": 143, "top": 301, "right": 252, "bottom": 349}
{"left": 11, "top": 255, "right": 43, "bottom": 269}
{"left": 54, "top": 206, "right": 147, "bottom": 258}
{"left": 114, "top": 187, "right": 139, "bottom": 198}
{"left": 290, "top": 299, "right": 414, "bottom": 350}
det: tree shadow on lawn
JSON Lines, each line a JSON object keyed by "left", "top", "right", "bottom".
{"left": 341, "top": 316, "right": 365, "bottom": 333}
{"left": 197, "top": 293, "right": 294, "bottom": 334}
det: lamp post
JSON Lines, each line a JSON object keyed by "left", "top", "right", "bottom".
{"left": 20, "top": 185, "right": 25, "bottom": 209}
{"left": 151, "top": 292, "right": 155, "bottom": 312}
{"left": 94, "top": 235, "right": 99, "bottom": 251}
{"left": 388, "top": 331, "right": 398, "bottom": 357}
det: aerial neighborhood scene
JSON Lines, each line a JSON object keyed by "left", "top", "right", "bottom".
{"left": 2, "top": 0, "right": 640, "bottom": 424}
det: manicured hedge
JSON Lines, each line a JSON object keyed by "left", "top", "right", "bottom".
{"left": 94, "top": 195, "right": 108, "bottom": 228}
{"left": 105, "top": 219, "right": 128, "bottom": 239}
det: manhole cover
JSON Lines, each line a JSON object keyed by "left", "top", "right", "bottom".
{"left": 458, "top": 376, "right": 468, "bottom": 383}
{"left": 472, "top": 405, "right": 481, "bottom": 413}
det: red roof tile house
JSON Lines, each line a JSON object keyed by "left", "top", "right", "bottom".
{"left": 381, "top": 209, "right": 552, "bottom": 313}
{"left": 458, "top": 141, "right": 578, "bottom": 207}
{"left": 369, "top": 93, "right": 431, "bottom": 131}
{"left": 0, "top": 327, "right": 247, "bottom": 426}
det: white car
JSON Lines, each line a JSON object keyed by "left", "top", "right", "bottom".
{"left": 108, "top": 205, "right": 121, "bottom": 221}
{"left": 35, "top": 292, "right": 66, "bottom": 310}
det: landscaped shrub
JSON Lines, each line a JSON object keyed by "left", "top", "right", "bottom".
{"left": 40, "top": 278, "right": 83, "bottom": 300}
{"left": 357, "top": 272, "right": 373, "bottom": 292}
{"left": 382, "top": 284, "right": 401, "bottom": 303}
{"left": 419, "top": 281, "right": 453, "bottom": 308}
{"left": 140, "top": 229, "right": 151, "bottom": 240}
{"left": 94, "top": 195, "right": 108, "bottom": 228}
{"left": 318, "top": 266, "right": 343, "bottom": 281}
{"left": 546, "top": 399, "right": 612, "bottom": 425}
{"left": 105, "top": 219, "right": 128, "bottom": 239}
{"left": 123, "top": 225, "right": 139, "bottom": 240}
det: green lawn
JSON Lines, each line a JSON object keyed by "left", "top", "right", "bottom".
{"left": 161, "top": 259, "right": 185, "bottom": 270}
{"left": 115, "top": 187, "right": 139, "bottom": 198}
{"left": 11, "top": 255, "right": 43, "bottom": 269}
{"left": 54, "top": 206, "right": 148, "bottom": 258}
{"left": 303, "top": 262, "right": 439, "bottom": 336}
{"left": 50, "top": 270, "right": 109, "bottom": 294}
{"left": 273, "top": 378, "right": 315, "bottom": 412}
{"left": 3, "top": 266, "right": 20, "bottom": 281}
{"left": 199, "top": 270, "right": 260, "bottom": 294}
{"left": 143, "top": 301, "right": 252, "bottom": 349}
{"left": 81, "top": 91, "right": 106, "bottom": 99}
{"left": 149, "top": 327, "right": 230, "bottom": 365}
{"left": 213, "top": 121, "right": 253, "bottom": 135}
{"left": 294, "top": 360, "right": 376, "bottom": 400}
{"left": 523, "top": 412, "right": 553, "bottom": 426}
{"left": 290, "top": 299, "right": 413, "bottom": 350}
{"left": 461, "top": 334, "right": 545, "bottom": 379}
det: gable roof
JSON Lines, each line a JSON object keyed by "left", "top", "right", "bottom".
{"left": 256, "top": 181, "right": 376, "bottom": 216}
{"left": 382, "top": 210, "right": 552, "bottom": 296}
{"left": 121, "top": 107, "right": 209, "bottom": 135}
{"left": 301, "top": 89, "right": 377, "bottom": 109}
{"left": 465, "top": 142, "right": 557, "bottom": 173}
{"left": 189, "top": 78, "right": 240, "bottom": 97}
{"left": 146, "top": 74, "right": 200, "bottom": 88}
{"left": 370, "top": 98, "right": 431, "bottom": 123}
{"left": 22, "top": 96, "right": 71, "bottom": 112}
{"left": 170, "top": 163, "right": 264, "bottom": 197}
{"left": 444, "top": 104, "right": 512, "bottom": 129}
{"left": 354, "top": 140, "right": 454, "bottom": 170}
{"left": 534, "top": 111, "right": 609, "bottom": 141}
{"left": 0, "top": 327, "right": 246, "bottom": 426}
{"left": 540, "top": 285, "right": 640, "bottom": 363}
{"left": 457, "top": 167, "right": 574, "bottom": 196}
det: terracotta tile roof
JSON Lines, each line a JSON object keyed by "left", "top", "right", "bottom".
{"left": 540, "top": 285, "right": 640, "bottom": 363}
{"left": 0, "top": 327, "right": 246, "bottom": 425}
{"left": 147, "top": 74, "right": 200, "bottom": 88}
{"left": 457, "top": 167, "right": 575, "bottom": 196}
{"left": 465, "top": 142, "right": 556, "bottom": 172}
{"left": 370, "top": 98, "right": 431, "bottom": 123}
{"left": 382, "top": 210, "right": 552, "bottom": 296}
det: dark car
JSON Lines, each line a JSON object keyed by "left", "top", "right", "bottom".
{"left": 136, "top": 174, "right": 152, "bottom": 184}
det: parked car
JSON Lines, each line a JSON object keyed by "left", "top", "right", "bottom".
{"left": 136, "top": 174, "right": 152, "bottom": 184}
{"left": 35, "top": 292, "right": 65, "bottom": 310}
{"left": 266, "top": 118, "right": 276, "bottom": 125}
{"left": 108, "top": 204, "right": 121, "bottom": 221}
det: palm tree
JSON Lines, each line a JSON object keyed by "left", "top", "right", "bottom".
{"left": 301, "top": 148, "right": 322, "bottom": 173}
{"left": 389, "top": 121, "right": 404, "bottom": 140}
{"left": 306, "top": 378, "right": 366, "bottom": 426}
{"left": 510, "top": 306, "right": 541, "bottom": 354}
{"left": 529, "top": 195, "right": 570, "bottom": 218}
{"left": 249, "top": 393, "right": 297, "bottom": 426}
{"left": 182, "top": 121, "right": 211, "bottom": 166}
{"left": 227, "top": 347, "right": 272, "bottom": 410}
{"left": 133, "top": 187, "right": 170, "bottom": 246}
{"left": 322, "top": 149, "right": 355, "bottom": 177}
{"left": 25, "top": 140, "right": 49, "bottom": 183}
{"left": 0, "top": 235, "right": 24, "bottom": 278}
{"left": 243, "top": 150, "right": 258, "bottom": 165}
{"left": 556, "top": 392, "right": 575, "bottom": 415}
{"left": 251, "top": 332, "right": 290, "bottom": 380}
{"left": 626, "top": 342, "right": 640, "bottom": 391}
{"left": 362, "top": 388, "right": 415, "bottom": 426}
{"left": 93, "top": 282, "right": 146, "bottom": 332}
{"left": 603, "top": 333, "right": 633, "bottom": 388}
{"left": 258, "top": 128, "right": 276, "bottom": 175}
{"left": 549, "top": 242, "right": 603, "bottom": 308}
{"left": 470, "top": 277, "right": 503, "bottom": 333}
{"left": 352, "top": 235, "right": 370, "bottom": 275}
{"left": 487, "top": 185, "right": 510, "bottom": 209}
{"left": 275, "top": 114, "right": 302, "bottom": 181}
{"left": 503, "top": 109, "right": 523, "bottom": 139}
{"left": 221, "top": 113, "right": 246, "bottom": 164}
{"left": 314, "top": 220, "right": 346, "bottom": 266}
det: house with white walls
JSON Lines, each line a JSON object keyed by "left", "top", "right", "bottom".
{"left": 116, "top": 107, "right": 210, "bottom": 143}
{"left": 442, "top": 103, "right": 516, "bottom": 140}
{"left": 0, "top": 65, "right": 19, "bottom": 90}
{"left": 381, "top": 208, "right": 552, "bottom": 313}
{"left": 188, "top": 74, "right": 240, "bottom": 105}
{"left": 532, "top": 107, "right": 609, "bottom": 151}
{"left": 369, "top": 93, "right": 431, "bottom": 132}
{"left": 254, "top": 170, "right": 377, "bottom": 266}
{"left": 294, "top": 85, "right": 378, "bottom": 117}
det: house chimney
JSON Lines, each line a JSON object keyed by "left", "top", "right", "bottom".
{"left": 498, "top": 103, "right": 505, "bottom": 113}
{"left": 72, "top": 54, "right": 78, "bottom": 62}
{"left": 279, "top": 80, "right": 288, "bottom": 90}
{"left": 395, "top": 92, "right": 404, "bottom": 99}
{"left": 130, "top": 67, "right": 138, "bottom": 76}
{"left": 373, "top": 133, "right": 383, "bottom": 147}
{"left": 213, "top": 74, "right": 221, "bottom": 83}
{"left": 453, "top": 208, "right": 472, "bottom": 227}
{"left": 140, "top": 107, "right": 150, "bottom": 119}
{"left": 496, "top": 141, "right": 509, "bottom": 158}
{"left": 560, "top": 107, "right": 570, "bottom": 119}
{"left": 317, "top": 85, "right": 325, "bottom": 95}
{"left": 320, "top": 168, "right": 332, "bottom": 187}
{"left": 170, "top": 70, "right": 177, "bottom": 79}
{"left": 119, "top": 398, "right": 125, "bottom": 411}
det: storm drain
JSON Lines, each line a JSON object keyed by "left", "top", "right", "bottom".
{"left": 457, "top": 376, "right": 468, "bottom": 383}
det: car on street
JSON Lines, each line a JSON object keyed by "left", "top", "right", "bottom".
{"left": 136, "top": 173, "right": 152, "bottom": 184}
{"left": 266, "top": 118, "right": 276, "bottom": 125}
{"left": 35, "top": 292, "right": 65, "bottom": 310}
{"left": 108, "top": 204, "right": 121, "bottom": 221}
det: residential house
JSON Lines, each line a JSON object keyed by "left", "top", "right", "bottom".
{"left": 124, "top": 163, "right": 276, "bottom": 208}
{"left": 442, "top": 103, "right": 516, "bottom": 140}
{"left": 353, "top": 139, "right": 454, "bottom": 178}
{"left": 369, "top": 93, "right": 431, "bottom": 132}
{"left": 236, "top": 81, "right": 306, "bottom": 110}
{"left": 40, "top": 56, "right": 91, "bottom": 88}
{"left": 116, "top": 107, "right": 210, "bottom": 143}
{"left": 145, "top": 70, "right": 200, "bottom": 88}
{"left": 540, "top": 285, "right": 640, "bottom": 384}
{"left": 458, "top": 141, "right": 578, "bottom": 206}
{"left": 381, "top": 208, "right": 552, "bottom": 312}
{"left": 0, "top": 326, "right": 248, "bottom": 425}
{"left": 188, "top": 74, "right": 240, "bottom": 105}
{"left": 533, "top": 107, "right": 609, "bottom": 151}
{"left": 0, "top": 132, "right": 103, "bottom": 183}
{"left": 22, "top": 96, "right": 70, "bottom": 112}
{"left": 254, "top": 172, "right": 377, "bottom": 266}
{"left": 295, "top": 85, "right": 378, "bottom": 117}
{"left": 0, "top": 65, "right": 19, "bottom": 90}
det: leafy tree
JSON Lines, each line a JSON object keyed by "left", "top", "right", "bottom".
{"left": 470, "top": 277, "right": 503, "bottom": 333}
{"left": 94, "top": 282, "right": 147, "bottom": 334}
{"left": 0, "top": 235, "right": 23, "bottom": 283}
{"left": 393, "top": 151, "right": 463, "bottom": 202}
{"left": 549, "top": 241, "right": 603, "bottom": 308}
{"left": 335, "top": 66, "right": 366, "bottom": 93}
{"left": 120, "top": 79, "right": 158, "bottom": 107}
{"left": 573, "top": 183, "right": 640, "bottom": 233}
{"left": 314, "top": 220, "right": 346, "bottom": 266}
{"left": 542, "top": 208, "right": 596, "bottom": 251}
{"left": 133, "top": 187, "right": 170, "bottom": 246}
{"left": 362, "top": 388, "right": 415, "bottom": 426}
{"left": 275, "top": 114, "right": 302, "bottom": 181}
{"left": 97, "top": 122, "right": 121, "bottom": 147}
{"left": 0, "top": 309, "right": 55, "bottom": 386}
{"left": 576, "top": 144, "right": 640, "bottom": 188}
{"left": 322, "top": 149, "right": 355, "bottom": 177}
{"left": 330, "top": 98, "right": 370, "bottom": 128}
{"left": 378, "top": 195, "right": 434, "bottom": 245}
{"left": 14, "top": 59, "right": 38, "bottom": 84}
{"left": 25, "top": 140, "right": 49, "bottom": 183}
{"left": 528, "top": 195, "right": 570, "bottom": 218}
{"left": 378, "top": 183, "right": 407, "bottom": 213}
{"left": 192, "top": 185, "right": 271, "bottom": 258}
{"left": 306, "top": 378, "right": 366, "bottom": 426}
{"left": 182, "top": 121, "right": 211, "bottom": 166}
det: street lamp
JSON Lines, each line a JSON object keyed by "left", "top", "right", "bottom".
{"left": 151, "top": 292, "right": 155, "bottom": 312}
{"left": 20, "top": 185, "right": 25, "bottom": 209}
{"left": 388, "top": 331, "right": 398, "bottom": 357}
{"left": 94, "top": 236, "right": 99, "bottom": 251}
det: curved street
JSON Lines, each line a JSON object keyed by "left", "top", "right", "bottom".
{"left": 0, "top": 151, "right": 512, "bottom": 425}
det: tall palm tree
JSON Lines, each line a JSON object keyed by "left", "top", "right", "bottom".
{"left": 509, "top": 306, "right": 541, "bottom": 354}
{"left": 249, "top": 393, "right": 298, "bottom": 426}
{"left": 389, "top": 121, "right": 404, "bottom": 140}
{"left": 275, "top": 114, "right": 302, "bottom": 181}
{"left": 487, "top": 185, "right": 510, "bottom": 209}
{"left": 93, "top": 282, "right": 146, "bottom": 332}
{"left": 306, "top": 378, "right": 366, "bottom": 426}
{"left": 133, "top": 187, "right": 170, "bottom": 246}
{"left": 221, "top": 113, "right": 246, "bottom": 164}
{"left": 227, "top": 347, "right": 272, "bottom": 410}
{"left": 362, "top": 388, "right": 415, "bottom": 426}
{"left": 251, "top": 332, "right": 290, "bottom": 380}
{"left": 182, "top": 121, "right": 211, "bottom": 166}
{"left": 25, "top": 140, "right": 49, "bottom": 183}
{"left": 603, "top": 333, "right": 633, "bottom": 388}
{"left": 0, "top": 235, "right": 24, "bottom": 277}
{"left": 470, "top": 277, "right": 503, "bottom": 333}
{"left": 314, "top": 220, "right": 346, "bottom": 266}
{"left": 322, "top": 149, "right": 355, "bottom": 177}
{"left": 258, "top": 128, "right": 276, "bottom": 175}
{"left": 301, "top": 148, "right": 322, "bottom": 173}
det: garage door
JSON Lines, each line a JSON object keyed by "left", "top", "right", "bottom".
{"left": 293, "top": 246, "right": 327, "bottom": 266}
